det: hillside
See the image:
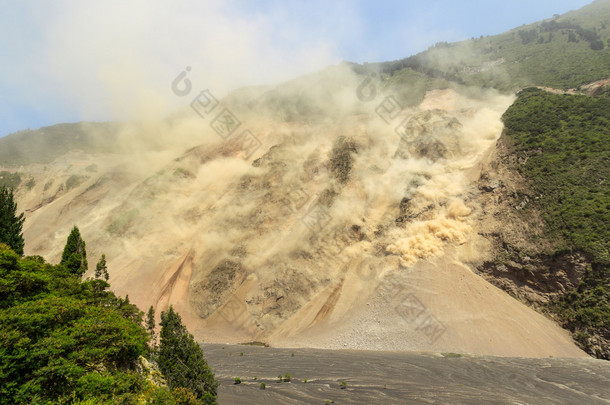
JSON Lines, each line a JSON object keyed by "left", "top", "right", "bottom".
{"left": 1, "top": 1, "right": 609, "bottom": 361}
{"left": 475, "top": 88, "right": 610, "bottom": 358}
{"left": 354, "top": 0, "right": 610, "bottom": 102}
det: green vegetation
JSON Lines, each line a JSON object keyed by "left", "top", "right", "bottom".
{"left": 0, "top": 222, "right": 218, "bottom": 403}
{"left": 0, "top": 186, "right": 25, "bottom": 256}
{"left": 0, "top": 172, "right": 21, "bottom": 189}
{"left": 0, "top": 244, "right": 150, "bottom": 404}
{"left": 234, "top": 377, "right": 241, "bottom": 385}
{"left": 158, "top": 306, "right": 218, "bottom": 404}
{"left": 0, "top": 122, "right": 122, "bottom": 167}
{"left": 66, "top": 174, "right": 87, "bottom": 191}
{"left": 340, "top": 381, "right": 347, "bottom": 389}
{"left": 25, "top": 177, "right": 35, "bottom": 190}
{"left": 259, "top": 382, "right": 266, "bottom": 390}
{"left": 357, "top": 1, "right": 610, "bottom": 92}
{"left": 61, "top": 226, "right": 89, "bottom": 277}
{"left": 107, "top": 208, "right": 140, "bottom": 235}
{"left": 502, "top": 88, "right": 610, "bottom": 358}
{"left": 239, "top": 341, "right": 268, "bottom": 347}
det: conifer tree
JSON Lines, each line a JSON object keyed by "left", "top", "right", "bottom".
{"left": 60, "top": 226, "right": 88, "bottom": 276}
{"left": 0, "top": 186, "right": 25, "bottom": 255}
{"left": 95, "top": 254, "right": 108, "bottom": 280}
{"left": 146, "top": 305, "right": 156, "bottom": 337}
{"left": 146, "top": 305, "right": 157, "bottom": 354}
{"left": 159, "top": 305, "right": 218, "bottom": 404}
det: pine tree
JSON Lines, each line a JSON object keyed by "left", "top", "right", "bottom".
{"left": 146, "top": 305, "right": 156, "bottom": 337}
{"left": 159, "top": 306, "right": 218, "bottom": 404}
{"left": 60, "top": 226, "right": 88, "bottom": 276}
{"left": 0, "top": 186, "right": 25, "bottom": 255}
{"left": 91, "top": 254, "right": 110, "bottom": 303}
{"left": 95, "top": 254, "right": 107, "bottom": 280}
{"left": 146, "top": 305, "right": 157, "bottom": 354}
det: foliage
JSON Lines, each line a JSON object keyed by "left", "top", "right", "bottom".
{"left": 502, "top": 88, "right": 610, "bottom": 358}
{"left": 0, "top": 237, "right": 217, "bottom": 403}
{"left": 158, "top": 306, "right": 218, "bottom": 404}
{"left": 0, "top": 186, "right": 25, "bottom": 255}
{"left": 146, "top": 306, "right": 157, "bottom": 345}
{"left": 0, "top": 172, "right": 22, "bottom": 189}
{"left": 61, "top": 226, "right": 88, "bottom": 276}
{"left": 66, "top": 175, "right": 87, "bottom": 191}
{"left": 95, "top": 254, "right": 109, "bottom": 282}
{"left": 0, "top": 244, "right": 150, "bottom": 404}
{"left": 364, "top": 1, "right": 610, "bottom": 92}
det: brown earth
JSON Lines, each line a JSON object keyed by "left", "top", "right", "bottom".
{"left": 5, "top": 84, "right": 590, "bottom": 359}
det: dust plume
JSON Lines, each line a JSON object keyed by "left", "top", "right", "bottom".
{"left": 10, "top": 56, "right": 520, "bottom": 349}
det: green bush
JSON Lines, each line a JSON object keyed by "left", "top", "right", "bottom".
{"left": 502, "top": 88, "right": 610, "bottom": 358}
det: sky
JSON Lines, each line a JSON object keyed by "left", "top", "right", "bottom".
{"left": 0, "top": 0, "right": 593, "bottom": 138}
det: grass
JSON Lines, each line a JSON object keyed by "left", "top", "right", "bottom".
{"left": 239, "top": 341, "right": 269, "bottom": 347}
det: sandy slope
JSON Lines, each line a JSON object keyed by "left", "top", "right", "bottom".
{"left": 270, "top": 248, "right": 585, "bottom": 358}
{"left": 8, "top": 85, "right": 588, "bottom": 358}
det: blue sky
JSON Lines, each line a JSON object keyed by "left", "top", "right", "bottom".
{"left": 0, "top": 0, "right": 592, "bottom": 138}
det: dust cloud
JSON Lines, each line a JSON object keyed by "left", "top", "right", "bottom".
{"left": 13, "top": 61, "right": 517, "bottom": 348}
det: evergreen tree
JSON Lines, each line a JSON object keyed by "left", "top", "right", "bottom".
{"left": 91, "top": 254, "right": 110, "bottom": 303}
{"left": 159, "top": 306, "right": 218, "bottom": 404}
{"left": 60, "top": 226, "right": 88, "bottom": 276}
{"left": 146, "top": 305, "right": 157, "bottom": 354}
{"left": 146, "top": 305, "right": 156, "bottom": 337}
{"left": 0, "top": 186, "right": 25, "bottom": 255}
{"left": 95, "top": 253, "right": 108, "bottom": 280}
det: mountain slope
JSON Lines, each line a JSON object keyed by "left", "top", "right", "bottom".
{"left": 356, "top": 0, "right": 610, "bottom": 98}
{"left": 2, "top": 2, "right": 609, "bottom": 359}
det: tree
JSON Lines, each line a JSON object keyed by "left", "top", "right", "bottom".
{"left": 0, "top": 186, "right": 25, "bottom": 255}
{"left": 146, "top": 306, "right": 156, "bottom": 339}
{"left": 60, "top": 226, "right": 88, "bottom": 276}
{"left": 158, "top": 306, "right": 218, "bottom": 404}
{"left": 95, "top": 253, "right": 108, "bottom": 281}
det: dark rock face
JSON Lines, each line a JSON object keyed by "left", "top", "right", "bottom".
{"left": 394, "top": 109, "right": 462, "bottom": 162}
